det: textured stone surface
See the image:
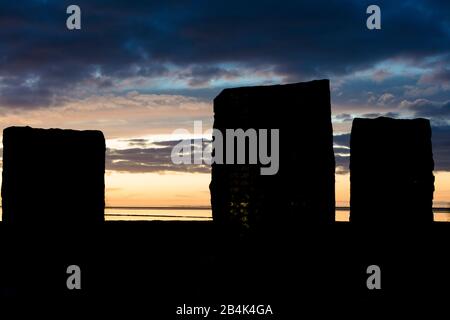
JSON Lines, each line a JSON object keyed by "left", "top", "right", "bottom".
{"left": 210, "top": 79, "right": 335, "bottom": 235}
{"left": 2, "top": 126, "right": 105, "bottom": 225}
{"left": 350, "top": 117, "right": 434, "bottom": 225}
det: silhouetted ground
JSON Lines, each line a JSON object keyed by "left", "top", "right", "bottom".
{"left": 0, "top": 220, "right": 449, "bottom": 315}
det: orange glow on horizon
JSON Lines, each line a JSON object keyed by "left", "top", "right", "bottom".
{"left": 105, "top": 171, "right": 212, "bottom": 207}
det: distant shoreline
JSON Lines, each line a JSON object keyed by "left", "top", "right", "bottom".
{"left": 106, "top": 206, "right": 212, "bottom": 210}
{"left": 0, "top": 206, "right": 448, "bottom": 211}
{"left": 104, "top": 206, "right": 450, "bottom": 211}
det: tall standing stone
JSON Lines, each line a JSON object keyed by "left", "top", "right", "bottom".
{"left": 210, "top": 80, "right": 335, "bottom": 235}
{"left": 2, "top": 126, "right": 105, "bottom": 225}
{"left": 350, "top": 117, "right": 434, "bottom": 225}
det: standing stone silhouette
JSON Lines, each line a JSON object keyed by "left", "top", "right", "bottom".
{"left": 210, "top": 79, "right": 335, "bottom": 236}
{"left": 350, "top": 117, "right": 434, "bottom": 224}
{"left": 1, "top": 126, "right": 105, "bottom": 225}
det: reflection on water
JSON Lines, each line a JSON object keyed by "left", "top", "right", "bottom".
{"left": 434, "top": 212, "right": 450, "bottom": 222}
{"left": 107, "top": 207, "right": 450, "bottom": 222}
{"left": 105, "top": 207, "right": 212, "bottom": 221}
{"left": 336, "top": 209, "right": 450, "bottom": 222}
{"left": 0, "top": 207, "right": 448, "bottom": 222}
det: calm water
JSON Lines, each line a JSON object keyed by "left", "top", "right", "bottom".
{"left": 105, "top": 207, "right": 212, "bottom": 221}
{"left": 335, "top": 209, "right": 450, "bottom": 222}
{"left": 0, "top": 207, "right": 448, "bottom": 222}
{"left": 108, "top": 207, "right": 450, "bottom": 222}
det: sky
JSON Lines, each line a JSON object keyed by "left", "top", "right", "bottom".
{"left": 0, "top": 0, "right": 449, "bottom": 210}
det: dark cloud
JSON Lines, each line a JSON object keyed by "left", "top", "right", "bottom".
{"left": 334, "top": 146, "right": 350, "bottom": 154}
{"left": 335, "top": 113, "right": 353, "bottom": 122}
{"left": 361, "top": 112, "right": 400, "bottom": 118}
{"left": 106, "top": 139, "right": 211, "bottom": 173}
{"left": 178, "top": 65, "right": 241, "bottom": 87}
{"left": 335, "top": 155, "right": 350, "bottom": 174}
{"left": 1, "top": 0, "right": 449, "bottom": 107}
{"left": 406, "top": 99, "right": 450, "bottom": 120}
{"left": 152, "top": 140, "right": 188, "bottom": 147}
{"left": 420, "top": 68, "right": 450, "bottom": 86}
{"left": 122, "top": 138, "right": 150, "bottom": 147}
{"left": 333, "top": 134, "right": 350, "bottom": 148}
{"left": 107, "top": 136, "right": 356, "bottom": 175}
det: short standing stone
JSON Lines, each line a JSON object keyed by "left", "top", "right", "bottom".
{"left": 350, "top": 117, "right": 434, "bottom": 225}
{"left": 1, "top": 126, "right": 105, "bottom": 225}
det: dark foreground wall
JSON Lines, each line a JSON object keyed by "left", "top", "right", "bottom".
{"left": 350, "top": 117, "right": 434, "bottom": 224}
{"left": 2, "top": 126, "right": 105, "bottom": 225}
{"left": 210, "top": 80, "right": 335, "bottom": 235}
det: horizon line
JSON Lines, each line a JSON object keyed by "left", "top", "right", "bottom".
{"left": 0, "top": 206, "right": 449, "bottom": 211}
{"left": 105, "top": 206, "right": 450, "bottom": 211}
{"left": 0, "top": 206, "right": 450, "bottom": 211}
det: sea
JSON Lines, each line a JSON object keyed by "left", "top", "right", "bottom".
{"left": 0, "top": 207, "right": 448, "bottom": 222}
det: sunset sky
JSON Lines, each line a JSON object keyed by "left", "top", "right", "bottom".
{"left": 0, "top": 0, "right": 449, "bottom": 210}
